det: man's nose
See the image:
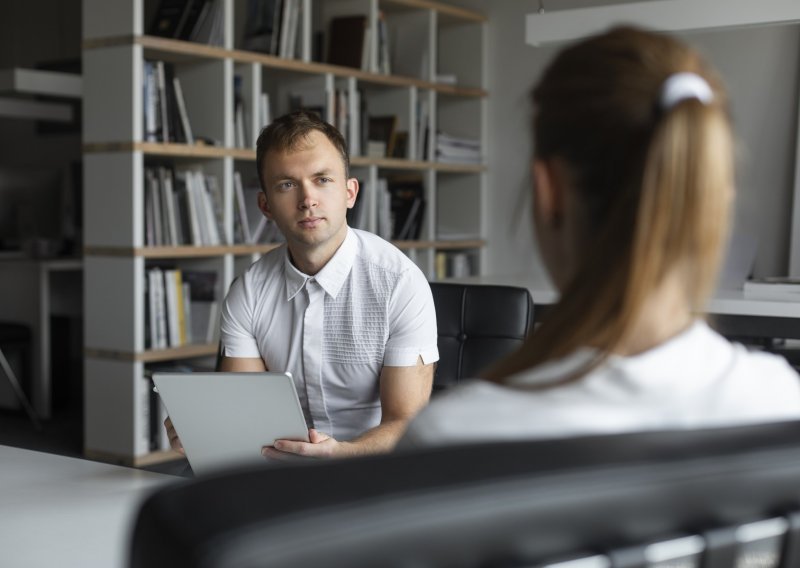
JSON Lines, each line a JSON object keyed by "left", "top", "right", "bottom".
{"left": 298, "top": 183, "right": 319, "bottom": 209}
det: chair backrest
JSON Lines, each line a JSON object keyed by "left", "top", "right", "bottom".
{"left": 430, "top": 282, "right": 534, "bottom": 391}
{"left": 130, "top": 420, "right": 800, "bottom": 568}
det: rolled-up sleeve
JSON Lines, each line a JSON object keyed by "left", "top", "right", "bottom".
{"left": 383, "top": 268, "right": 439, "bottom": 366}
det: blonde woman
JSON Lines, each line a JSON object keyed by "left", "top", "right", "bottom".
{"left": 400, "top": 27, "right": 800, "bottom": 448}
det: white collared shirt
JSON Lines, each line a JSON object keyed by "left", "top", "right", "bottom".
{"left": 220, "top": 228, "right": 439, "bottom": 441}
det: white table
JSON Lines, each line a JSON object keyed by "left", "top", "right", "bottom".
{"left": 0, "top": 257, "right": 82, "bottom": 418}
{"left": 446, "top": 272, "right": 800, "bottom": 319}
{"left": 0, "top": 445, "right": 178, "bottom": 568}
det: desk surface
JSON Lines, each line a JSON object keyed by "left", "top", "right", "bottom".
{"left": 0, "top": 445, "right": 177, "bottom": 568}
{"left": 446, "top": 273, "right": 800, "bottom": 318}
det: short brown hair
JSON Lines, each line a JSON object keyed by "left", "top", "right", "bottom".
{"left": 255, "top": 110, "right": 350, "bottom": 191}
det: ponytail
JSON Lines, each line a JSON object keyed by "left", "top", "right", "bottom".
{"left": 484, "top": 27, "right": 733, "bottom": 386}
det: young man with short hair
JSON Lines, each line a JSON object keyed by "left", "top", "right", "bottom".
{"left": 168, "top": 110, "right": 438, "bottom": 459}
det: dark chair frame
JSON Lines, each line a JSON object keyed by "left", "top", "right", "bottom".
{"left": 130, "top": 420, "right": 800, "bottom": 568}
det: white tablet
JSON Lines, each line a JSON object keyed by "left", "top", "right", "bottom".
{"left": 153, "top": 371, "right": 310, "bottom": 476}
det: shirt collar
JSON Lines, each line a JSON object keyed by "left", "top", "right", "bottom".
{"left": 283, "top": 228, "right": 357, "bottom": 301}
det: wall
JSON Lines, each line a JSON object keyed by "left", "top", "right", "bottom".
{"left": 453, "top": 0, "right": 800, "bottom": 281}
{"left": 0, "top": 0, "right": 82, "bottom": 250}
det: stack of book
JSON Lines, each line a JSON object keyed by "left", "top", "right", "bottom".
{"left": 148, "top": 0, "right": 224, "bottom": 46}
{"left": 436, "top": 132, "right": 482, "bottom": 165}
{"left": 144, "top": 167, "right": 226, "bottom": 247}
{"left": 243, "top": 0, "right": 302, "bottom": 59}
{"left": 325, "top": 11, "right": 390, "bottom": 73}
{"left": 144, "top": 268, "right": 220, "bottom": 351}
{"left": 143, "top": 60, "right": 194, "bottom": 145}
{"left": 435, "top": 251, "right": 473, "bottom": 279}
{"left": 743, "top": 277, "right": 800, "bottom": 301}
{"left": 373, "top": 178, "right": 426, "bottom": 241}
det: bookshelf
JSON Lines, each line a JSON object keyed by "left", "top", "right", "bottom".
{"left": 82, "top": 0, "right": 487, "bottom": 465}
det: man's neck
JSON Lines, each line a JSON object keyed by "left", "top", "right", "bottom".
{"left": 288, "top": 227, "right": 348, "bottom": 276}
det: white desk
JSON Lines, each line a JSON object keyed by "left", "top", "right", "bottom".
{"left": 0, "top": 257, "right": 82, "bottom": 418}
{"left": 447, "top": 272, "right": 800, "bottom": 319}
{"left": 0, "top": 445, "right": 178, "bottom": 568}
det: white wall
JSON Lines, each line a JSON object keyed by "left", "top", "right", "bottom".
{"left": 453, "top": 0, "right": 800, "bottom": 280}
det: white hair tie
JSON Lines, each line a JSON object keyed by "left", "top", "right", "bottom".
{"left": 660, "top": 72, "right": 714, "bottom": 109}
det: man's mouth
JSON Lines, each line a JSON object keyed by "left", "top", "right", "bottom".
{"left": 298, "top": 216, "right": 323, "bottom": 228}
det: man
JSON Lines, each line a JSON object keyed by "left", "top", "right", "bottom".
{"left": 167, "top": 110, "right": 438, "bottom": 459}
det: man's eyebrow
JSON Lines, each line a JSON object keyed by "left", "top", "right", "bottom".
{"left": 267, "top": 173, "right": 295, "bottom": 183}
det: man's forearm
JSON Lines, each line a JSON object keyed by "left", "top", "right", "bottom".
{"left": 338, "top": 418, "right": 410, "bottom": 456}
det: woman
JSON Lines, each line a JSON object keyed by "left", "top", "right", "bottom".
{"left": 400, "top": 27, "right": 800, "bottom": 448}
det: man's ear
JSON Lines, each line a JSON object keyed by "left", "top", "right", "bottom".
{"left": 257, "top": 191, "right": 273, "bottom": 219}
{"left": 345, "top": 178, "right": 359, "bottom": 209}
{"left": 532, "top": 158, "right": 566, "bottom": 228}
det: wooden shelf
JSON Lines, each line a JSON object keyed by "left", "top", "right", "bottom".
{"left": 82, "top": 35, "right": 487, "bottom": 98}
{"left": 85, "top": 343, "right": 219, "bottom": 363}
{"left": 83, "top": 244, "right": 281, "bottom": 258}
{"left": 381, "top": 0, "right": 487, "bottom": 23}
{"left": 82, "top": 142, "right": 486, "bottom": 173}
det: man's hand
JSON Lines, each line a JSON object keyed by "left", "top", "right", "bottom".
{"left": 261, "top": 428, "right": 352, "bottom": 460}
{"left": 261, "top": 359, "right": 434, "bottom": 460}
{"left": 164, "top": 416, "right": 185, "bottom": 455}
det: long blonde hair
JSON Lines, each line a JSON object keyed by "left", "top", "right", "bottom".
{"left": 485, "top": 27, "right": 734, "bottom": 385}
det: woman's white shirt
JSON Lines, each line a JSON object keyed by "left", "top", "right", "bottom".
{"left": 399, "top": 320, "right": 800, "bottom": 449}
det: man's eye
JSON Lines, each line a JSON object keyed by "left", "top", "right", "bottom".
{"left": 318, "top": 177, "right": 332, "bottom": 184}
{"left": 277, "top": 182, "right": 295, "bottom": 191}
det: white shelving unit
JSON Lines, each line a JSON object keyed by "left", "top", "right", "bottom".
{"left": 82, "top": 0, "right": 487, "bottom": 466}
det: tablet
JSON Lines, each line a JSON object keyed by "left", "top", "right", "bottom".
{"left": 153, "top": 371, "right": 310, "bottom": 475}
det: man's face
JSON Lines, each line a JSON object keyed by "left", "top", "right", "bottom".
{"left": 258, "top": 130, "right": 358, "bottom": 253}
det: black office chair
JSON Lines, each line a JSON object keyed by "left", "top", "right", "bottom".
{"left": 429, "top": 283, "right": 534, "bottom": 391}
{"left": 0, "top": 322, "right": 41, "bottom": 429}
{"left": 130, "top": 420, "right": 800, "bottom": 568}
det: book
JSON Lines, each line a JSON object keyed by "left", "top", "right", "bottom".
{"left": 164, "top": 268, "right": 181, "bottom": 347}
{"left": 148, "top": 0, "right": 192, "bottom": 38}
{"left": 155, "top": 61, "right": 170, "bottom": 143}
{"left": 182, "top": 270, "right": 218, "bottom": 344}
{"left": 180, "top": 171, "right": 203, "bottom": 245}
{"left": 259, "top": 92, "right": 271, "bottom": 131}
{"left": 144, "top": 169, "right": 157, "bottom": 246}
{"left": 368, "top": 115, "right": 398, "bottom": 158}
{"left": 233, "top": 171, "right": 252, "bottom": 244}
{"left": 278, "top": 0, "right": 294, "bottom": 58}
{"left": 143, "top": 61, "right": 159, "bottom": 142}
{"left": 376, "top": 178, "right": 392, "bottom": 240}
{"left": 177, "top": 0, "right": 209, "bottom": 41}
{"left": 172, "top": 76, "right": 194, "bottom": 145}
{"left": 285, "top": 0, "right": 301, "bottom": 59}
{"left": 388, "top": 179, "right": 425, "bottom": 240}
{"left": 243, "top": 0, "right": 279, "bottom": 53}
{"left": 159, "top": 167, "right": 179, "bottom": 245}
{"left": 327, "top": 15, "right": 368, "bottom": 69}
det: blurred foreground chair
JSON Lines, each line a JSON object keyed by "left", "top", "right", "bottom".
{"left": 429, "top": 283, "right": 534, "bottom": 392}
{"left": 130, "top": 420, "right": 800, "bottom": 568}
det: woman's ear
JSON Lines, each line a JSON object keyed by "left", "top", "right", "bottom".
{"left": 532, "top": 158, "right": 565, "bottom": 228}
